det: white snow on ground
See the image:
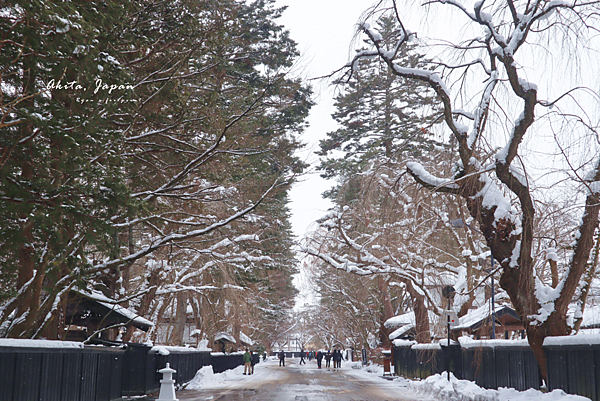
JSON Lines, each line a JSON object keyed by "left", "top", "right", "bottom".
{"left": 182, "top": 357, "right": 590, "bottom": 401}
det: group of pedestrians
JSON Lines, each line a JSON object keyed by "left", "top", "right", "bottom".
{"left": 278, "top": 348, "right": 345, "bottom": 369}
{"left": 315, "top": 349, "right": 344, "bottom": 369}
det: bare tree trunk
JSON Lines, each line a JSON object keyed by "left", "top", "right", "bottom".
{"left": 171, "top": 292, "right": 188, "bottom": 346}
{"left": 377, "top": 276, "right": 394, "bottom": 347}
{"left": 405, "top": 280, "right": 430, "bottom": 343}
{"left": 574, "top": 232, "right": 600, "bottom": 333}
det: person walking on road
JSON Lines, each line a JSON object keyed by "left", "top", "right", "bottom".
{"left": 243, "top": 348, "right": 252, "bottom": 375}
{"left": 299, "top": 349, "right": 306, "bottom": 365}
{"left": 279, "top": 350, "right": 286, "bottom": 366}
{"left": 316, "top": 350, "right": 323, "bottom": 369}
{"left": 325, "top": 350, "right": 332, "bottom": 368}
{"left": 250, "top": 350, "right": 256, "bottom": 374}
{"left": 332, "top": 349, "right": 339, "bottom": 369}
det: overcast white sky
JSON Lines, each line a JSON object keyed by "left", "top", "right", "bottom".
{"left": 274, "top": 0, "right": 372, "bottom": 239}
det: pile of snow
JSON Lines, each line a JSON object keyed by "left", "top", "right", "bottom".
{"left": 185, "top": 365, "right": 244, "bottom": 390}
{"left": 399, "top": 372, "right": 590, "bottom": 401}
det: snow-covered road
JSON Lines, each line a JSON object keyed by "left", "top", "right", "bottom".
{"left": 176, "top": 358, "right": 434, "bottom": 400}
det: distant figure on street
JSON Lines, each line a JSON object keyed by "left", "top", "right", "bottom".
{"left": 325, "top": 350, "right": 332, "bottom": 368}
{"left": 279, "top": 350, "right": 286, "bottom": 366}
{"left": 243, "top": 348, "right": 252, "bottom": 375}
{"left": 299, "top": 349, "right": 306, "bottom": 365}
{"left": 250, "top": 350, "right": 256, "bottom": 374}
{"left": 316, "top": 350, "right": 323, "bottom": 369}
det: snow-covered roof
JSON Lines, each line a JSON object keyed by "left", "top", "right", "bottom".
{"left": 239, "top": 332, "right": 253, "bottom": 346}
{"left": 214, "top": 332, "right": 236, "bottom": 343}
{"left": 389, "top": 324, "right": 415, "bottom": 340}
{"left": 384, "top": 310, "right": 437, "bottom": 329}
{"left": 71, "top": 289, "right": 154, "bottom": 329}
{"left": 453, "top": 302, "right": 519, "bottom": 331}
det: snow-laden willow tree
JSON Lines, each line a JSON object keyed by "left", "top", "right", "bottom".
{"left": 342, "top": 0, "right": 600, "bottom": 380}
{"left": 0, "top": 0, "right": 309, "bottom": 346}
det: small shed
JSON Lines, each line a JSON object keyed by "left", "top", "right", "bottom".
{"left": 65, "top": 289, "right": 153, "bottom": 342}
{"left": 452, "top": 303, "right": 524, "bottom": 339}
{"left": 214, "top": 332, "right": 236, "bottom": 352}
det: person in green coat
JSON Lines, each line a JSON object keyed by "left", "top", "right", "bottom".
{"left": 243, "top": 348, "right": 252, "bottom": 375}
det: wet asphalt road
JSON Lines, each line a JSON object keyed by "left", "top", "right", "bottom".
{"left": 175, "top": 359, "right": 436, "bottom": 401}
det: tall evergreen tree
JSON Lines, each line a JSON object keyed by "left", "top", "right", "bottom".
{"left": 0, "top": 0, "right": 311, "bottom": 341}
{"left": 317, "top": 16, "right": 441, "bottom": 199}
{"left": 0, "top": 0, "right": 140, "bottom": 338}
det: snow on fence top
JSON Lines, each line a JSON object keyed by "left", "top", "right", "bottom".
{"left": 392, "top": 339, "right": 417, "bottom": 347}
{"left": 458, "top": 337, "right": 530, "bottom": 349}
{"left": 210, "top": 351, "right": 244, "bottom": 356}
{"left": 412, "top": 343, "right": 442, "bottom": 350}
{"left": 151, "top": 345, "right": 211, "bottom": 355}
{"left": 0, "top": 339, "right": 84, "bottom": 348}
{"left": 543, "top": 334, "right": 600, "bottom": 347}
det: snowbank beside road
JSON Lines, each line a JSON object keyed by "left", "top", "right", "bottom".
{"left": 403, "top": 373, "right": 590, "bottom": 401}
{"left": 344, "top": 364, "right": 590, "bottom": 401}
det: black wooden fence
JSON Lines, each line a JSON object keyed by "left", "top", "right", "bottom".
{"left": 0, "top": 344, "right": 125, "bottom": 401}
{"left": 393, "top": 337, "right": 600, "bottom": 400}
{"left": 0, "top": 342, "right": 250, "bottom": 401}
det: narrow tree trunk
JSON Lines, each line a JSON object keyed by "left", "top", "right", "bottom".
{"left": 171, "top": 292, "right": 188, "bottom": 346}
{"left": 404, "top": 280, "right": 430, "bottom": 343}
{"left": 377, "top": 276, "right": 394, "bottom": 347}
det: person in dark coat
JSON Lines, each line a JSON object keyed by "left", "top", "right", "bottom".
{"left": 299, "top": 348, "right": 306, "bottom": 365}
{"left": 316, "top": 350, "right": 323, "bottom": 369}
{"left": 334, "top": 349, "right": 343, "bottom": 368}
{"left": 325, "top": 350, "right": 332, "bottom": 368}
{"left": 279, "top": 350, "right": 286, "bottom": 366}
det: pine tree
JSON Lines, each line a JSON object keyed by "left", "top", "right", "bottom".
{"left": 0, "top": 0, "right": 311, "bottom": 341}
{"left": 317, "top": 15, "right": 441, "bottom": 199}
{"left": 0, "top": 0, "right": 140, "bottom": 338}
